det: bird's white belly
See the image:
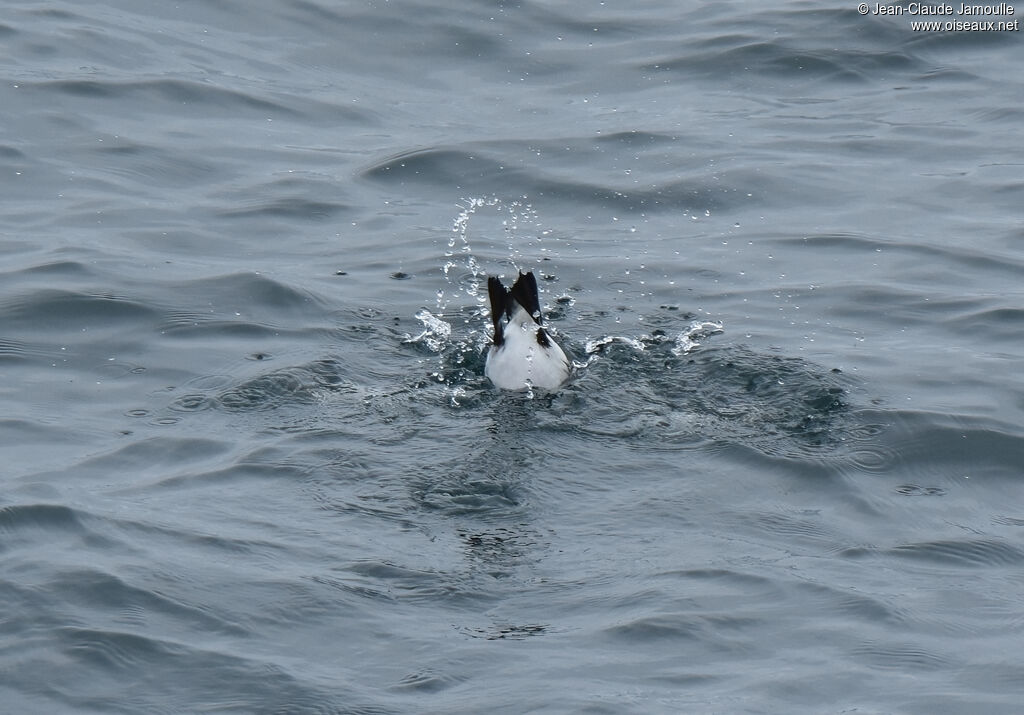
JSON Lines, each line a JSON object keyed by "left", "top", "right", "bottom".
{"left": 485, "top": 321, "right": 569, "bottom": 391}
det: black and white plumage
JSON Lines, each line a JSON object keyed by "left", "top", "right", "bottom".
{"left": 485, "top": 271, "right": 570, "bottom": 391}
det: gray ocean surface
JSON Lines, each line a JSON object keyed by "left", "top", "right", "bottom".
{"left": 2, "top": 1, "right": 1024, "bottom": 712}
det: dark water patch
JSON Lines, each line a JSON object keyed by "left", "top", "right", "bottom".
{"left": 280, "top": 0, "right": 349, "bottom": 27}
{"left": 155, "top": 272, "right": 330, "bottom": 338}
{"left": 0, "top": 503, "right": 87, "bottom": 545}
{"left": 888, "top": 413, "right": 1024, "bottom": 477}
{"left": 668, "top": 345, "right": 854, "bottom": 457}
{"left": 150, "top": 416, "right": 180, "bottom": 426}
{"left": 822, "top": 284, "right": 954, "bottom": 323}
{"left": 799, "top": 582, "right": 901, "bottom": 624}
{"left": 840, "top": 443, "right": 900, "bottom": 476}
{"left": 747, "top": 511, "right": 838, "bottom": 544}
{"left": 915, "top": 66, "right": 982, "bottom": 83}
{"left": 0, "top": 504, "right": 122, "bottom": 560}
{"left": 166, "top": 393, "right": 216, "bottom": 413}
{"left": 392, "top": 668, "right": 468, "bottom": 692}
{"left": 779, "top": 232, "right": 1024, "bottom": 282}
{"left": 47, "top": 568, "right": 249, "bottom": 638}
{"left": 0, "top": 143, "right": 26, "bottom": 158}
{"left": 217, "top": 197, "right": 350, "bottom": 222}
{"left": 196, "top": 359, "right": 354, "bottom": 413}
{"left": 59, "top": 627, "right": 185, "bottom": 675}
{"left": 695, "top": 350, "right": 846, "bottom": 421}
{"left": 24, "top": 78, "right": 298, "bottom": 118}
{"left": 969, "top": 105, "right": 1024, "bottom": 125}
{"left": 824, "top": 409, "right": 1024, "bottom": 490}
{"left": 402, "top": 400, "right": 563, "bottom": 520}
{"left": 309, "top": 572, "right": 394, "bottom": 604}
{"left": 960, "top": 663, "right": 1024, "bottom": 695}
{"left": 618, "top": 172, "right": 776, "bottom": 212}
{"left": 605, "top": 612, "right": 760, "bottom": 646}
{"left": 158, "top": 310, "right": 219, "bottom": 333}
{"left": 463, "top": 622, "right": 549, "bottom": 641}
{"left": 944, "top": 306, "right": 1024, "bottom": 343}
{"left": 217, "top": 369, "right": 324, "bottom": 411}
{"left": 458, "top": 526, "right": 541, "bottom": 565}
{"left": 167, "top": 524, "right": 289, "bottom": 561}
{"left": 24, "top": 66, "right": 377, "bottom": 125}
{"left": 88, "top": 140, "right": 221, "bottom": 189}
{"left": 0, "top": 418, "right": 87, "bottom": 448}
{"left": 412, "top": 466, "right": 527, "bottom": 519}
{"left": 642, "top": 39, "right": 920, "bottom": 84}
{"left": 26, "top": 7, "right": 74, "bottom": 19}
{"left": 159, "top": 319, "right": 299, "bottom": 340}
{"left": 1, "top": 289, "right": 160, "bottom": 332}
{"left": 781, "top": 232, "right": 889, "bottom": 253}
{"left": 888, "top": 538, "right": 1024, "bottom": 568}
{"left": 180, "top": 271, "right": 322, "bottom": 313}
{"left": 362, "top": 146, "right": 511, "bottom": 187}
{"left": 422, "top": 22, "right": 513, "bottom": 63}
{"left": 851, "top": 640, "right": 953, "bottom": 671}
{"left": 14, "top": 259, "right": 99, "bottom": 280}
{"left": 44, "top": 626, "right": 369, "bottom": 715}
{"left": 333, "top": 559, "right": 496, "bottom": 609}
{"left": 59, "top": 437, "right": 232, "bottom": 489}
{"left": 838, "top": 546, "right": 876, "bottom": 560}
{"left": 304, "top": 449, "right": 425, "bottom": 524}
{"left": 894, "top": 484, "right": 947, "bottom": 497}
{"left": 0, "top": 580, "right": 68, "bottom": 639}
{"left": 651, "top": 570, "right": 788, "bottom": 620}
{"left": 0, "top": 338, "right": 31, "bottom": 362}
{"left": 594, "top": 129, "right": 684, "bottom": 149}
{"left": 512, "top": 0, "right": 661, "bottom": 42}
{"left": 671, "top": 568, "right": 776, "bottom": 591}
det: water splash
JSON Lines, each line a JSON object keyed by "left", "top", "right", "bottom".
{"left": 405, "top": 197, "right": 554, "bottom": 398}
{"left": 584, "top": 335, "right": 647, "bottom": 354}
{"left": 672, "top": 320, "right": 725, "bottom": 356}
{"left": 584, "top": 320, "right": 724, "bottom": 358}
{"left": 407, "top": 308, "right": 451, "bottom": 354}
{"left": 441, "top": 196, "right": 546, "bottom": 315}
{"left": 406, "top": 199, "right": 724, "bottom": 402}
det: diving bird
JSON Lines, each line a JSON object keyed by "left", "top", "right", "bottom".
{"left": 485, "top": 271, "right": 570, "bottom": 390}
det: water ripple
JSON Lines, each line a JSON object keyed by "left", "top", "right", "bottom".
{"left": 888, "top": 539, "right": 1024, "bottom": 568}
{"left": 851, "top": 641, "right": 952, "bottom": 671}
